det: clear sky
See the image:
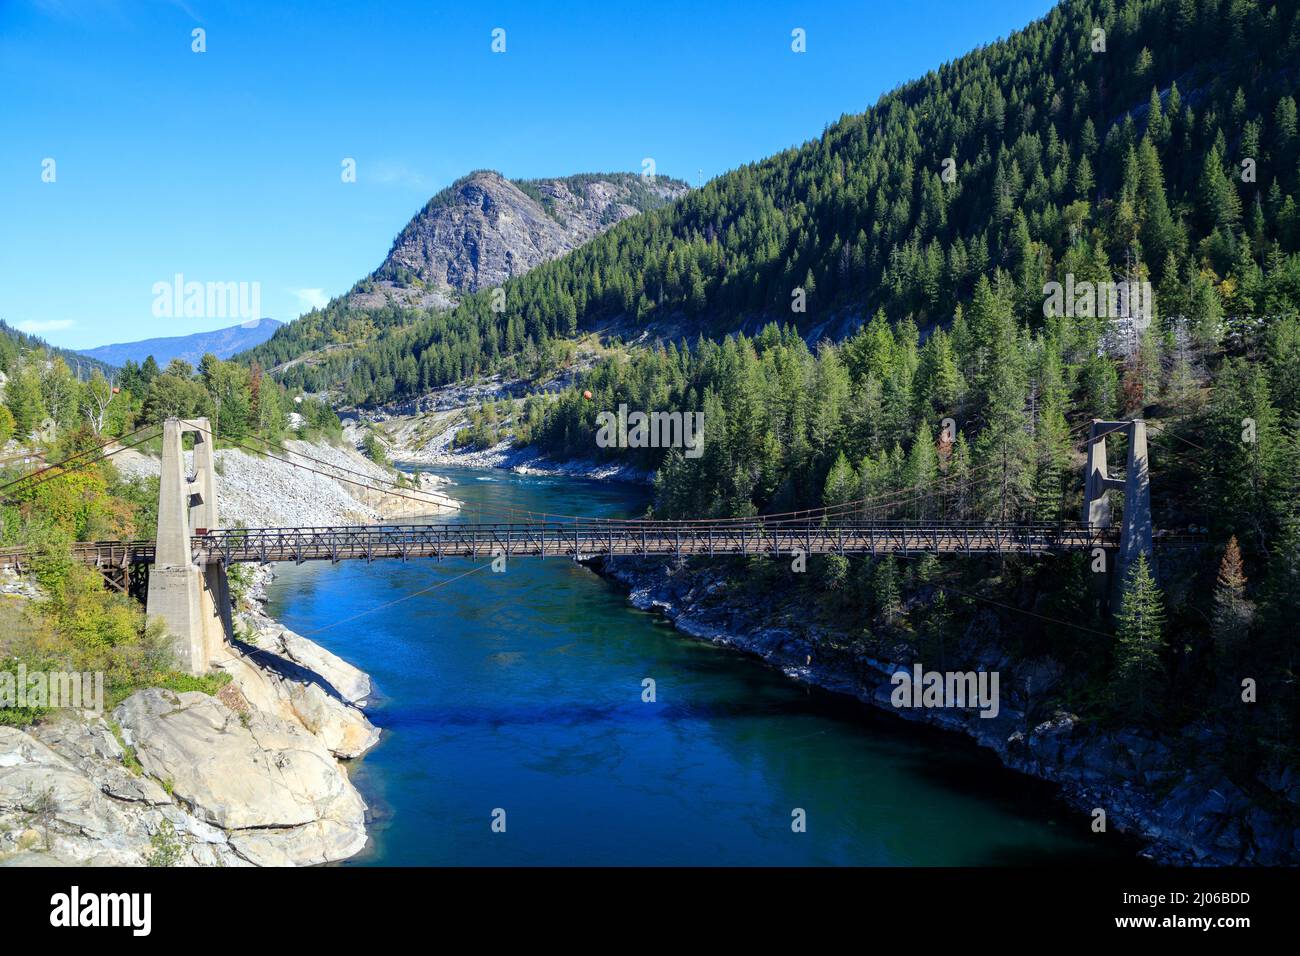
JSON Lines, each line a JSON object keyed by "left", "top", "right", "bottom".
{"left": 0, "top": 0, "right": 1057, "bottom": 350}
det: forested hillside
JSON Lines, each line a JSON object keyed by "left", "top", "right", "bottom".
{"left": 0, "top": 321, "right": 116, "bottom": 381}
{"left": 266, "top": 0, "right": 1299, "bottom": 406}
{"left": 0, "top": 329, "right": 331, "bottom": 454}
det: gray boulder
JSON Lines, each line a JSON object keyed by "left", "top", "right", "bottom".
{"left": 113, "top": 689, "right": 367, "bottom": 865}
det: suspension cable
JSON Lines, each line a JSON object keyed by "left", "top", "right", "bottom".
{"left": 0, "top": 422, "right": 159, "bottom": 494}
{"left": 0, "top": 425, "right": 162, "bottom": 504}
{"left": 190, "top": 416, "right": 1102, "bottom": 528}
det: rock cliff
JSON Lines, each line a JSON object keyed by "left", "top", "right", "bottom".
{"left": 347, "top": 170, "right": 688, "bottom": 310}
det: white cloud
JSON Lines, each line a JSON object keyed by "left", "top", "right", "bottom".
{"left": 370, "top": 161, "right": 430, "bottom": 189}
{"left": 17, "top": 319, "right": 75, "bottom": 334}
{"left": 291, "top": 288, "right": 329, "bottom": 312}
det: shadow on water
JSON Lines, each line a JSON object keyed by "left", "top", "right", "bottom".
{"left": 791, "top": 684, "right": 1147, "bottom": 862}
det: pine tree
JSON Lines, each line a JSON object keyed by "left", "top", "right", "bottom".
{"left": 1165, "top": 352, "right": 1201, "bottom": 416}
{"left": 1031, "top": 439, "right": 1065, "bottom": 522}
{"left": 1197, "top": 147, "right": 1243, "bottom": 231}
{"left": 946, "top": 430, "right": 972, "bottom": 520}
{"left": 913, "top": 327, "right": 963, "bottom": 419}
{"left": 1204, "top": 359, "right": 1287, "bottom": 552}
{"left": 1113, "top": 553, "right": 1166, "bottom": 721}
{"left": 1137, "top": 137, "right": 1180, "bottom": 268}
{"left": 1265, "top": 315, "right": 1300, "bottom": 420}
{"left": 904, "top": 421, "right": 939, "bottom": 517}
{"left": 1073, "top": 153, "right": 1095, "bottom": 199}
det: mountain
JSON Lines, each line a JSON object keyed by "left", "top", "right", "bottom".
{"left": 241, "top": 171, "right": 688, "bottom": 373}
{"left": 347, "top": 171, "right": 690, "bottom": 311}
{"left": 77, "top": 317, "right": 282, "bottom": 368}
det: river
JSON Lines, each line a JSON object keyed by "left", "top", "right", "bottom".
{"left": 264, "top": 466, "right": 1134, "bottom": 865}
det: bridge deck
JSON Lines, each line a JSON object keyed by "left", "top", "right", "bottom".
{"left": 0, "top": 520, "right": 1146, "bottom": 572}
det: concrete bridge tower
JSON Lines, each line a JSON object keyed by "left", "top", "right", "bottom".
{"left": 1081, "top": 419, "right": 1153, "bottom": 582}
{"left": 145, "top": 417, "right": 232, "bottom": 674}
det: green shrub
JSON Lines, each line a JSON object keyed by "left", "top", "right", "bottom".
{"left": 361, "top": 430, "right": 390, "bottom": 466}
{"left": 147, "top": 819, "right": 183, "bottom": 867}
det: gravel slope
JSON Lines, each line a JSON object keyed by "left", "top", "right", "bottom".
{"left": 113, "top": 438, "right": 458, "bottom": 528}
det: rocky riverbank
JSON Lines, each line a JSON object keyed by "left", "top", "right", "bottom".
{"left": 0, "top": 566, "right": 380, "bottom": 866}
{"left": 404, "top": 433, "right": 651, "bottom": 483}
{"left": 595, "top": 558, "right": 1300, "bottom": 866}
{"left": 351, "top": 396, "right": 652, "bottom": 485}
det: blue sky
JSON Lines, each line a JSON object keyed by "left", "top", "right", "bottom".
{"left": 0, "top": 0, "right": 1056, "bottom": 350}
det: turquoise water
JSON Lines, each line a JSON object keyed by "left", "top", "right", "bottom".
{"left": 264, "top": 467, "right": 1133, "bottom": 866}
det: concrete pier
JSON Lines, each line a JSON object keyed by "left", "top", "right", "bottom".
{"left": 1081, "top": 419, "right": 1153, "bottom": 583}
{"left": 145, "top": 417, "right": 231, "bottom": 674}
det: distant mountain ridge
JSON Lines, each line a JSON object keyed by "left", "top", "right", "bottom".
{"left": 77, "top": 318, "right": 282, "bottom": 368}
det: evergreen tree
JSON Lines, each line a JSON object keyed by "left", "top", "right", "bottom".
{"left": 904, "top": 421, "right": 939, "bottom": 517}
{"left": 1265, "top": 315, "right": 1300, "bottom": 420}
{"left": 1113, "top": 553, "right": 1167, "bottom": 722}
{"left": 1203, "top": 359, "right": 1287, "bottom": 553}
{"left": 913, "top": 327, "right": 963, "bottom": 419}
{"left": 1197, "top": 147, "right": 1243, "bottom": 232}
{"left": 872, "top": 556, "right": 902, "bottom": 626}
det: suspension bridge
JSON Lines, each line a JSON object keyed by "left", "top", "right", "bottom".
{"left": 0, "top": 415, "right": 1178, "bottom": 674}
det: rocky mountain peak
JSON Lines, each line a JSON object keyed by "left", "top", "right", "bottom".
{"left": 346, "top": 170, "right": 687, "bottom": 310}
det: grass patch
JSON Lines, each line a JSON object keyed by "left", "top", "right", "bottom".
{"left": 150, "top": 670, "right": 231, "bottom": 697}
